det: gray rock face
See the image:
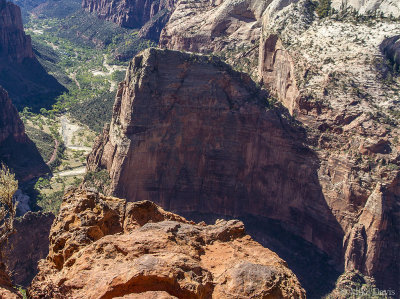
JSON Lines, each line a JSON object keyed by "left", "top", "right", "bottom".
{"left": 331, "top": 0, "right": 400, "bottom": 17}
{"left": 82, "top": 0, "right": 176, "bottom": 29}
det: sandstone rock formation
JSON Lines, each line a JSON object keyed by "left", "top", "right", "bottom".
{"left": 0, "top": 0, "right": 66, "bottom": 111}
{"left": 87, "top": 48, "right": 345, "bottom": 270}
{"left": 159, "top": 0, "right": 269, "bottom": 78}
{"left": 29, "top": 188, "right": 306, "bottom": 298}
{"left": 0, "top": 86, "right": 49, "bottom": 181}
{"left": 82, "top": 0, "right": 176, "bottom": 40}
{"left": 84, "top": 48, "right": 346, "bottom": 297}
{"left": 0, "top": 0, "right": 34, "bottom": 63}
{"left": 330, "top": 0, "right": 400, "bottom": 17}
{"left": 4, "top": 212, "right": 54, "bottom": 287}
{"left": 259, "top": 0, "right": 400, "bottom": 292}
{"left": 87, "top": 44, "right": 400, "bottom": 295}
{"left": 0, "top": 264, "right": 20, "bottom": 299}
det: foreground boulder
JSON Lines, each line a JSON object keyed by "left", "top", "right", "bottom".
{"left": 28, "top": 188, "right": 305, "bottom": 298}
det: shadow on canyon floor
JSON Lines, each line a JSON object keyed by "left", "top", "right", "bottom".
{"left": 182, "top": 211, "right": 341, "bottom": 299}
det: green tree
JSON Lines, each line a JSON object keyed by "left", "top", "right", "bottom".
{"left": 316, "top": 0, "right": 331, "bottom": 18}
{"left": 0, "top": 165, "right": 17, "bottom": 249}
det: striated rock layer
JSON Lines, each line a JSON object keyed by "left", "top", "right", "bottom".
{"left": 259, "top": 1, "right": 400, "bottom": 292}
{"left": 159, "top": 0, "right": 268, "bottom": 79}
{"left": 0, "top": 86, "right": 49, "bottom": 181}
{"left": 82, "top": 0, "right": 176, "bottom": 31}
{"left": 87, "top": 48, "right": 345, "bottom": 277}
{"left": 29, "top": 188, "right": 306, "bottom": 298}
{"left": 157, "top": 0, "right": 400, "bottom": 292}
{"left": 330, "top": 0, "right": 400, "bottom": 17}
{"left": 0, "top": 0, "right": 66, "bottom": 111}
{"left": 87, "top": 46, "right": 400, "bottom": 295}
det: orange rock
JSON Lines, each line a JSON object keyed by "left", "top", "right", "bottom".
{"left": 28, "top": 189, "right": 305, "bottom": 299}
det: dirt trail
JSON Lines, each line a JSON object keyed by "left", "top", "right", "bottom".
{"left": 46, "top": 139, "right": 59, "bottom": 165}
{"left": 54, "top": 166, "right": 86, "bottom": 177}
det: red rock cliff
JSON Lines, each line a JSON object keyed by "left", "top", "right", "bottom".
{"left": 4, "top": 212, "right": 54, "bottom": 287}
{"left": 87, "top": 48, "right": 344, "bottom": 268}
{"left": 0, "top": 0, "right": 66, "bottom": 111}
{"left": 0, "top": 0, "right": 34, "bottom": 64}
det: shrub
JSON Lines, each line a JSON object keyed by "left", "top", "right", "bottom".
{"left": 316, "top": 0, "right": 331, "bottom": 18}
{"left": 0, "top": 164, "right": 17, "bottom": 250}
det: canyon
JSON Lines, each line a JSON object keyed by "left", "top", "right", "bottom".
{"left": 0, "top": 0, "right": 398, "bottom": 297}
{"left": 0, "top": 0, "right": 65, "bottom": 111}
{"left": 87, "top": 43, "right": 399, "bottom": 296}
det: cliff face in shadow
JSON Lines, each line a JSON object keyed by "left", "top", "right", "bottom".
{"left": 157, "top": 0, "right": 400, "bottom": 293}
{"left": 0, "top": 86, "right": 49, "bottom": 181}
{"left": 4, "top": 212, "right": 54, "bottom": 287}
{"left": 0, "top": 0, "right": 66, "bottom": 111}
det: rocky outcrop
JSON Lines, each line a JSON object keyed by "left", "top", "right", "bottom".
{"left": 259, "top": 0, "right": 400, "bottom": 292}
{"left": 258, "top": 34, "right": 299, "bottom": 114}
{"left": 138, "top": 8, "right": 173, "bottom": 41}
{"left": 331, "top": 0, "right": 400, "bottom": 17}
{"left": 0, "top": 264, "right": 20, "bottom": 299}
{"left": 4, "top": 212, "right": 54, "bottom": 287}
{"left": 0, "top": 86, "right": 49, "bottom": 181}
{"left": 82, "top": 0, "right": 176, "bottom": 32}
{"left": 0, "top": 0, "right": 66, "bottom": 111}
{"left": 29, "top": 188, "right": 305, "bottom": 298}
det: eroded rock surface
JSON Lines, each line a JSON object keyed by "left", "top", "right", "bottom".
{"left": 0, "top": 264, "right": 20, "bottom": 299}
{"left": 87, "top": 44, "right": 400, "bottom": 294}
{"left": 28, "top": 188, "right": 305, "bottom": 299}
{"left": 159, "top": 0, "right": 269, "bottom": 78}
{"left": 87, "top": 48, "right": 345, "bottom": 269}
{"left": 260, "top": 1, "right": 400, "bottom": 291}
{"left": 82, "top": 0, "right": 176, "bottom": 31}
{"left": 4, "top": 212, "right": 54, "bottom": 287}
{"left": 0, "top": 0, "right": 34, "bottom": 63}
